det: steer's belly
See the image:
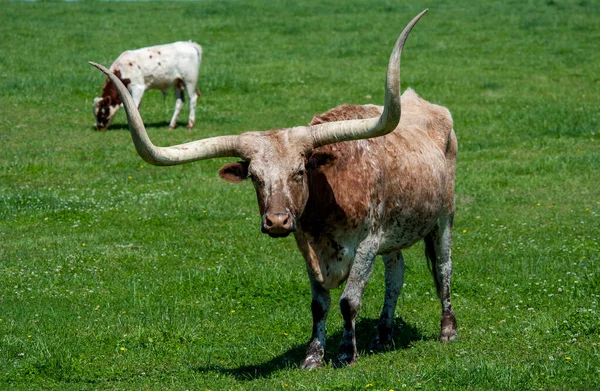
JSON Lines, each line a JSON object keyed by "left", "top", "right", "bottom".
{"left": 378, "top": 212, "right": 441, "bottom": 254}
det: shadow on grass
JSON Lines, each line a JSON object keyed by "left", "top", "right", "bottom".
{"left": 92, "top": 121, "right": 186, "bottom": 131}
{"left": 194, "top": 317, "right": 431, "bottom": 380}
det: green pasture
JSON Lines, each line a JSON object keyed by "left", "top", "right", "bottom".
{"left": 0, "top": 0, "right": 598, "bottom": 389}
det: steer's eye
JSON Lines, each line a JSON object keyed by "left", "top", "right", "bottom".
{"left": 293, "top": 169, "right": 305, "bottom": 183}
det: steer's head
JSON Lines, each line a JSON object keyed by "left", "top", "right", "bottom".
{"left": 218, "top": 131, "right": 312, "bottom": 237}
{"left": 89, "top": 9, "right": 426, "bottom": 237}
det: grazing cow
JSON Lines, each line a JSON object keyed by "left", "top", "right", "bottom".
{"left": 91, "top": 10, "right": 457, "bottom": 368}
{"left": 93, "top": 41, "right": 202, "bottom": 130}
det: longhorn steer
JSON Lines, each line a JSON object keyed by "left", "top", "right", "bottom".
{"left": 90, "top": 10, "right": 457, "bottom": 368}
{"left": 93, "top": 41, "right": 202, "bottom": 130}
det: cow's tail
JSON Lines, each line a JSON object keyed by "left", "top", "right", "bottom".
{"left": 189, "top": 41, "right": 203, "bottom": 62}
{"left": 189, "top": 41, "right": 203, "bottom": 98}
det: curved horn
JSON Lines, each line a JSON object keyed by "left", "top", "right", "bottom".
{"left": 309, "top": 9, "right": 428, "bottom": 148}
{"left": 89, "top": 62, "right": 240, "bottom": 166}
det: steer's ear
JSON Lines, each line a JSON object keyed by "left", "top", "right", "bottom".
{"left": 218, "top": 161, "right": 249, "bottom": 183}
{"left": 307, "top": 152, "right": 336, "bottom": 170}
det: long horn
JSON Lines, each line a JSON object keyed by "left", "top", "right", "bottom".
{"left": 309, "top": 9, "right": 427, "bottom": 148}
{"left": 89, "top": 62, "right": 240, "bottom": 166}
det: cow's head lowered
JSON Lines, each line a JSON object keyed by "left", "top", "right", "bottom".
{"left": 93, "top": 70, "right": 129, "bottom": 130}
{"left": 90, "top": 10, "right": 426, "bottom": 237}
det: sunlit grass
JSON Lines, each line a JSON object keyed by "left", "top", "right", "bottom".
{"left": 1, "top": 0, "right": 599, "bottom": 390}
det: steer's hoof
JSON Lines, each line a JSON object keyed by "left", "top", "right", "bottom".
{"left": 337, "top": 342, "right": 358, "bottom": 367}
{"left": 440, "top": 331, "right": 458, "bottom": 343}
{"left": 334, "top": 355, "right": 357, "bottom": 368}
{"left": 300, "top": 355, "right": 323, "bottom": 370}
{"left": 369, "top": 339, "right": 392, "bottom": 353}
{"left": 440, "top": 315, "right": 458, "bottom": 342}
{"left": 186, "top": 120, "right": 195, "bottom": 130}
{"left": 370, "top": 328, "right": 394, "bottom": 352}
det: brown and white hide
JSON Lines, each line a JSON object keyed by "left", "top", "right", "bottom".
{"left": 293, "top": 91, "right": 457, "bottom": 367}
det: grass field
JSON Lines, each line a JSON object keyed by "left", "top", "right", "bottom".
{"left": 1, "top": 0, "right": 599, "bottom": 389}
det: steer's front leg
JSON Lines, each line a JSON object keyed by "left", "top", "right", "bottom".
{"left": 337, "top": 240, "right": 378, "bottom": 365}
{"left": 301, "top": 274, "right": 330, "bottom": 370}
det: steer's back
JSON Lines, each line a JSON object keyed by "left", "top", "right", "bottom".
{"left": 303, "top": 89, "right": 456, "bottom": 254}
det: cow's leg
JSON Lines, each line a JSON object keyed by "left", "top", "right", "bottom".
{"left": 129, "top": 85, "right": 145, "bottom": 110}
{"left": 370, "top": 250, "right": 405, "bottom": 351}
{"left": 337, "top": 240, "right": 378, "bottom": 365}
{"left": 184, "top": 81, "right": 200, "bottom": 130}
{"left": 301, "top": 274, "right": 330, "bottom": 370}
{"left": 169, "top": 81, "right": 185, "bottom": 130}
{"left": 424, "top": 214, "right": 457, "bottom": 342}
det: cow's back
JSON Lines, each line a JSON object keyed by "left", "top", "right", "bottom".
{"left": 303, "top": 89, "right": 455, "bottom": 253}
{"left": 111, "top": 41, "right": 202, "bottom": 89}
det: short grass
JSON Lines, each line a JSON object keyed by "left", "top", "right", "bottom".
{"left": 1, "top": 0, "right": 599, "bottom": 390}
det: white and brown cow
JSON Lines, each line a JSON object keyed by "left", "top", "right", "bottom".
{"left": 91, "top": 10, "right": 457, "bottom": 368}
{"left": 93, "top": 41, "right": 202, "bottom": 130}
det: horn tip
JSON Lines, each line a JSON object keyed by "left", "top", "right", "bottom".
{"left": 89, "top": 61, "right": 110, "bottom": 75}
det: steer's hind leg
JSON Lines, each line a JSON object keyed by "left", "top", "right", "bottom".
{"left": 301, "top": 274, "right": 330, "bottom": 370}
{"left": 370, "top": 250, "right": 405, "bottom": 352}
{"left": 169, "top": 80, "right": 185, "bottom": 130}
{"left": 424, "top": 214, "right": 457, "bottom": 342}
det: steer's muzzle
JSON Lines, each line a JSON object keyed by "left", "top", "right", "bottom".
{"left": 261, "top": 212, "right": 296, "bottom": 238}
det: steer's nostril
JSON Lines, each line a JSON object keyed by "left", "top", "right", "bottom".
{"left": 263, "top": 213, "right": 295, "bottom": 235}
